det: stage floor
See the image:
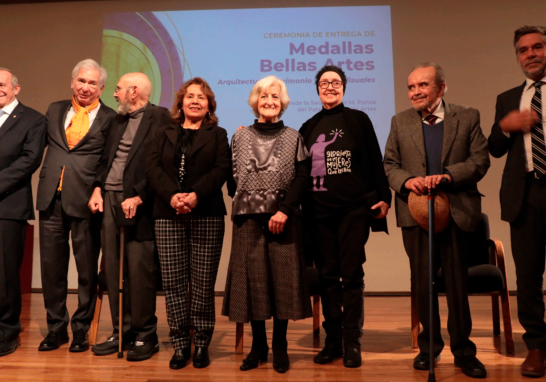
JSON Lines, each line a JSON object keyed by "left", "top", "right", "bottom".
{"left": 0, "top": 293, "right": 529, "bottom": 381}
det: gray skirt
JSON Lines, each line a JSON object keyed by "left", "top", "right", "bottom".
{"left": 222, "top": 214, "right": 313, "bottom": 323}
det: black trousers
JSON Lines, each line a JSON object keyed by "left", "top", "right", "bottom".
{"left": 101, "top": 191, "right": 157, "bottom": 342}
{"left": 0, "top": 219, "right": 26, "bottom": 342}
{"left": 307, "top": 205, "right": 370, "bottom": 349}
{"left": 39, "top": 194, "right": 101, "bottom": 333}
{"left": 402, "top": 222, "right": 476, "bottom": 359}
{"left": 510, "top": 174, "right": 546, "bottom": 350}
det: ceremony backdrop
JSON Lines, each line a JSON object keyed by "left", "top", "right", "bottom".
{"left": 0, "top": 0, "right": 544, "bottom": 293}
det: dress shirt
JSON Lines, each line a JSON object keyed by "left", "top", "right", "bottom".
{"left": 0, "top": 98, "right": 19, "bottom": 128}
{"left": 422, "top": 98, "right": 445, "bottom": 124}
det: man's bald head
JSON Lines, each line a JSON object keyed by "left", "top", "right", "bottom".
{"left": 114, "top": 72, "right": 153, "bottom": 114}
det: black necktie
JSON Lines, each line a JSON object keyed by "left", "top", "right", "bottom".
{"left": 424, "top": 114, "right": 438, "bottom": 125}
{"left": 531, "top": 81, "right": 546, "bottom": 177}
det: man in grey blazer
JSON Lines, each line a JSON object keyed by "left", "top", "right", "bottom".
{"left": 384, "top": 63, "right": 489, "bottom": 378}
{"left": 36, "top": 59, "right": 116, "bottom": 352}
{"left": 488, "top": 26, "right": 546, "bottom": 378}
{"left": 0, "top": 68, "right": 47, "bottom": 357}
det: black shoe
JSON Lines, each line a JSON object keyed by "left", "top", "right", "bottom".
{"left": 314, "top": 344, "right": 344, "bottom": 364}
{"left": 91, "top": 336, "right": 133, "bottom": 355}
{"left": 240, "top": 346, "right": 269, "bottom": 371}
{"left": 273, "top": 348, "right": 290, "bottom": 374}
{"left": 343, "top": 347, "right": 362, "bottom": 368}
{"left": 38, "top": 331, "right": 69, "bottom": 351}
{"left": 69, "top": 329, "right": 89, "bottom": 352}
{"left": 193, "top": 347, "right": 210, "bottom": 368}
{"left": 413, "top": 352, "right": 440, "bottom": 370}
{"left": 0, "top": 339, "right": 19, "bottom": 357}
{"left": 126, "top": 340, "right": 159, "bottom": 361}
{"left": 455, "top": 356, "right": 487, "bottom": 378}
{"left": 170, "top": 348, "right": 191, "bottom": 369}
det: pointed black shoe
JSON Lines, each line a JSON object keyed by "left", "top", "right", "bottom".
{"left": 69, "top": 329, "right": 89, "bottom": 352}
{"left": 455, "top": 356, "right": 487, "bottom": 378}
{"left": 38, "top": 331, "right": 69, "bottom": 351}
{"left": 343, "top": 347, "right": 362, "bottom": 368}
{"left": 413, "top": 352, "right": 440, "bottom": 370}
{"left": 193, "top": 347, "right": 210, "bottom": 368}
{"left": 240, "top": 345, "right": 269, "bottom": 371}
{"left": 314, "top": 343, "right": 344, "bottom": 364}
{"left": 273, "top": 348, "right": 290, "bottom": 374}
{"left": 170, "top": 348, "right": 191, "bottom": 369}
{"left": 0, "top": 339, "right": 19, "bottom": 357}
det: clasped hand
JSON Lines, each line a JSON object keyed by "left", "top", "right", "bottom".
{"left": 170, "top": 192, "right": 198, "bottom": 214}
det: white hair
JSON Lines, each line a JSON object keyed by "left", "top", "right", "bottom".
{"left": 0, "top": 67, "right": 19, "bottom": 87}
{"left": 71, "top": 59, "right": 107, "bottom": 88}
{"left": 248, "top": 76, "right": 290, "bottom": 118}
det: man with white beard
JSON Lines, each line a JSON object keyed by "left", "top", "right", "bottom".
{"left": 88, "top": 72, "right": 171, "bottom": 361}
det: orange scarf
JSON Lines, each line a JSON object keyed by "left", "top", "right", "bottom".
{"left": 57, "top": 96, "right": 100, "bottom": 191}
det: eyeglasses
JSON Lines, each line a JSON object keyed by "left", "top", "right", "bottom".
{"left": 318, "top": 80, "right": 343, "bottom": 89}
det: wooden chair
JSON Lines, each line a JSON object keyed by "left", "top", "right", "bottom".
{"left": 410, "top": 213, "right": 514, "bottom": 355}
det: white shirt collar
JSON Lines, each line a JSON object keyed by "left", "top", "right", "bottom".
{"left": 524, "top": 76, "right": 546, "bottom": 91}
{"left": 1, "top": 98, "right": 19, "bottom": 115}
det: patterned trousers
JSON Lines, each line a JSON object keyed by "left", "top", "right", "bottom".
{"left": 155, "top": 215, "right": 224, "bottom": 349}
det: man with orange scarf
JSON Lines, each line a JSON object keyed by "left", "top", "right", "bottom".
{"left": 36, "top": 59, "right": 116, "bottom": 352}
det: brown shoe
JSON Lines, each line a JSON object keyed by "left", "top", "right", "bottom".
{"left": 521, "top": 349, "right": 546, "bottom": 378}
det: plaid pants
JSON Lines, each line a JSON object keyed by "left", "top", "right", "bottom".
{"left": 155, "top": 215, "right": 224, "bottom": 349}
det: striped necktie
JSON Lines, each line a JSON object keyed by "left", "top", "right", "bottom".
{"left": 424, "top": 114, "right": 439, "bottom": 125}
{"left": 531, "top": 81, "right": 546, "bottom": 177}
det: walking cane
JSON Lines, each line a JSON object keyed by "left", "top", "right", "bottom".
{"left": 427, "top": 187, "right": 436, "bottom": 382}
{"left": 114, "top": 205, "right": 135, "bottom": 359}
{"left": 118, "top": 223, "right": 125, "bottom": 359}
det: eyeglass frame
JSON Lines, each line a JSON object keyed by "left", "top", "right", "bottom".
{"left": 318, "top": 80, "right": 344, "bottom": 89}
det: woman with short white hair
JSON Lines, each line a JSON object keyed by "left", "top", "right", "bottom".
{"left": 222, "top": 75, "right": 312, "bottom": 374}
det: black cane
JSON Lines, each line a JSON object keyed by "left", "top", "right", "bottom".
{"left": 118, "top": 225, "right": 125, "bottom": 359}
{"left": 427, "top": 187, "right": 436, "bottom": 382}
{"left": 113, "top": 205, "right": 136, "bottom": 359}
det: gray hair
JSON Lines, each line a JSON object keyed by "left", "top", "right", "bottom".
{"left": 71, "top": 59, "right": 107, "bottom": 88}
{"left": 0, "top": 67, "right": 19, "bottom": 87}
{"left": 248, "top": 76, "right": 290, "bottom": 118}
{"left": 514, "top": 26, "right": 546, "bottom": 51}
{"left": 411, "top": 62, "right": 448, "bottom": 94}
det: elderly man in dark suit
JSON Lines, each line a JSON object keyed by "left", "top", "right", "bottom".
{"left": 384, "top": 62, "right": 490, "bottom": 378}
{"left": 36, "top": 59, "right": 116, "bottom": 352}
{"left": 88, "top": 72, "right": 170, "bottom": 361}
{"left": 488, "top": 25, "right": 546, "bottom": 378}
{"left": 0, "top": 68, "right": 46, "bottom": 357}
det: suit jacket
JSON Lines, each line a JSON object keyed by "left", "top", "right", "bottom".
{"left": 0, "top": 102, "right": 47, "bottom": 220}
{"left": 36, "top": 100, "right": 116, "bottom": 218}
{"left": 384, "top": 102, "right": 490, "bottom": 232}
{"left": 93, "top": 103, "right": 171, "bottom": 241}
{"left": 299, "top": 104, "right": 391, "bottom": 233}
{"left": 488, "top": 83, "right": 528, "bottom": 223}
{"left": 146, "top": 121, "right": 231, "bottom": 219}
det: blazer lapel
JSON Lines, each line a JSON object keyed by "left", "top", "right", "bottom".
{"left": 187, "top": 124, "right": 213, "bottom": 158}
{"left": 407, "top": 110, "right": 426, "bottom": 159}
{"left": 442, "top": 102, "right": 459, "bottom": 164}
{"left": 165, "top": 123, "right": 178, "bottom": 147}
{"left": 126, "top": 104, "right": 153, "bottom": 167}
{"left": 0, "top": 102, "right": 24, "bottom": 140}
{"left": 59, "top": 102, "right": 71, "bottom": 149}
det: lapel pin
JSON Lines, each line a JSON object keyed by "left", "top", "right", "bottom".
{"left": 13, "top": 115, "right": 16, "bottom": 118}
